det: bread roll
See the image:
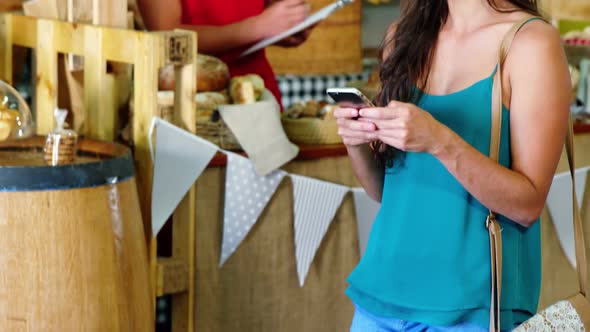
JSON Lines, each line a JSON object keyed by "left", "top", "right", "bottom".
{"left": 230, "top": 81, "right": 256, "bottom": 104}
{"left": 239, "top": 74, "right": 265, "bottom": 99}
{"left": 285, "top": 102, "right": 305, "bottom": 119}
{"left": 302, "top": 100, "right": 320, "bottom": 117}
{"left": 158, "top": 65, "right": 176, "bottom": 91}
{"left": 195, "top": 91, "right": 229, "bottom": 110}
{"left": 0, "top": 108, "right": 19, "bottom": 141}
{"left": 0, "top": 120, "right": 11, "bottom": 140}
{"left": 229, "top": 74, "right": 265, "bottom": 104}
{"left": 158, "top": 54, "right": 230, "bottom": 92}
{"left": 320, "top": 104, "right": 337, "bottom": 121}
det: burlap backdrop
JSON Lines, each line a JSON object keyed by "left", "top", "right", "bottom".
{"left": 193, "top": 134, "right": 590, "bottom": 331}
{"left": 539, "top": 133, "right": 590, "bottom": 308}
{"left": 194, "top": 156, "right": 360, "bottom": 331}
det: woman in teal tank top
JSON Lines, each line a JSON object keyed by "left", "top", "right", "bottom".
{"left": 334, "top": 1, "right": 572, "bottom": 331}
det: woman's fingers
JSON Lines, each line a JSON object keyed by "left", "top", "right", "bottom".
{"left": 335, "top": 112, "right": 378, "bottom": 146}
{"left": 369, "top": 118, "right": 407, "bottom": 130}
{"left": 338, "top": 127, "right": 379, "bottom": 141}
{"left": 333, "top": 107, "right": 359, "bottom": 119}
{"left": 336, "top": 118, "right": 377, "bottom": 131}
{"left": 358, "top": 102, "right": 410, "bottom": 120}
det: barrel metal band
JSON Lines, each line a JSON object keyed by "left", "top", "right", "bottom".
{"left": 0, "top": 152, "right": 135, "bottom": 192}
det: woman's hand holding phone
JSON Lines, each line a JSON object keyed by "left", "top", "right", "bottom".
{"left": 358, "top": 100, "right": 449, "bottom": 154}
{"left": 327, "top": 88, "right": 380, "bottom": 146}
{"left": 333, "top": 106, "right": 378, "bottom": 147}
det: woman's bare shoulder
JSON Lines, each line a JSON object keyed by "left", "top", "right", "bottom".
{"left": 507, "top": 17, "right": 563, "bottom": 60}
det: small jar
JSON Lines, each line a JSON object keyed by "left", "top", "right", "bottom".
{"left": 44, "top": 109, "right": 78, "bottom": 166}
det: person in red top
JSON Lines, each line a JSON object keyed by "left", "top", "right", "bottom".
{"left": 137, "top": 0, "right": 313, "bottom": 105}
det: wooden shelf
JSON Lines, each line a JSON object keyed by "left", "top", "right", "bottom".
{"left": 208, "top": 144, "right": 348, "bottom": 167}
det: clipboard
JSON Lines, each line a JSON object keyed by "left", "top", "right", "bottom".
{"left": 240, "top": 0, "right": 355, "bottom": 57}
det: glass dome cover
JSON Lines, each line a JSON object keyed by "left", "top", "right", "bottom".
{"left": 0, "top": 80, "right": 34, "bottom": 141}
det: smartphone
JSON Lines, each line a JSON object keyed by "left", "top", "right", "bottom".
{"left": 326, "top": 87, "right": 375, "bottom": 108}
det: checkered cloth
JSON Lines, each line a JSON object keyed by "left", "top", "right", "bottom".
{"left": 277, "top": 71, "right": 371, "bottom": 109}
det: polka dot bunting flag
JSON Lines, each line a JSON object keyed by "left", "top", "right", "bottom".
{"left": 219, "top": 152, "right": 287, "bottom": 266}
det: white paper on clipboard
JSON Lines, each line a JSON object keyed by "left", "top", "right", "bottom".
{"left": 240, "top": 0, "right": 354, "bottom": 57}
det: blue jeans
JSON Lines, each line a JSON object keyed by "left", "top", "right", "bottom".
{"left": 350, "top": 305, "right": 488, "bottom": 332}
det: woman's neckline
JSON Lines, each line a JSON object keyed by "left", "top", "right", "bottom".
{"left": 417, "top": 65, "right": 498, "bottom": 98}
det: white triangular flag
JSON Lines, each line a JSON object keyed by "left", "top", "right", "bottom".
{"left": 291, "top": 174, "right": 349, "bottom": 287}
{"left": 149, "top": 118, "right": 219, "bottom": 237}
{"left": 352, "top": 188, "right": 380, "bottom": 257}
{"left": 546, "top": 166, "right": 589, "bottom": 268}
{"left": 219, "top": 152, "right": 287, "bottom": 266}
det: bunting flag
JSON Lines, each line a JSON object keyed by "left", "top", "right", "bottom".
{"left": 352, "top": 188, "right": 381, "bottom": 257}
{"left": 546, "top": 166, "right": 590, "bottom": 268}
{"left": 148, "top": 117, "right": 219, "bottom": 237}
{"left": 219, "top": 153, "right": 287, "bottom": 266}
{"left": 291, "top": 174, "right": 349, "bottom": 287}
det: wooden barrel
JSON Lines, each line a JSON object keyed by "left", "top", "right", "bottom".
{"left": 0, "top": 137, "right": 153, "bottom": 331}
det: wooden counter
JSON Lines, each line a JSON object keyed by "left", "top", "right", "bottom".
{"left": 193, "top": 132, "right": 590, "bottom": 330}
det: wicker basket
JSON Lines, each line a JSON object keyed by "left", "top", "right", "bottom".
{"left": 196, "top": 113, "right": 242, "bottom": 150}
{"left": 157, "top": 91, "right": 242, "bottom": 150}
{"left": 281, "top": 117, "right": 342, "bottom": 145}
{"left": 157, "top": 91, "right": 175, "bottom": 122}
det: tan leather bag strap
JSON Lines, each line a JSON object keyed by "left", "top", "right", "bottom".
{"left": 489, "top": 15, "right": 589, "bottom": 331}
{"left": 488, "top": 15, "right": 545, "bottom": 332}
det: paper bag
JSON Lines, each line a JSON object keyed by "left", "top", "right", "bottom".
{"left": 219, "top": 90, "right": 299, "bottom": 176}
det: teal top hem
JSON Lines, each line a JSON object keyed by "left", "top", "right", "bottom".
{"left": 346, "top": 285, "right": 533, "bottom": 331}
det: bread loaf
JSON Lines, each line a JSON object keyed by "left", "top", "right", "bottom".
{"left": 197, "top": 54, "right": 230, "bottom": 92}
{"left": 158, "top": 54, "right": 230, "bottom": 92}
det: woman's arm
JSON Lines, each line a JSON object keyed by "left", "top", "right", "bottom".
{"left": 434, "top": 22, "right": 569, "bottom": 226}
{"left": 336, "top": 23, "right": 398, "bottom": 202}
{"left": 334, "top": 108, "right": 382, "bottom": 202}
{"left": 136, "top": 0, "right": 309, "bottom": 54}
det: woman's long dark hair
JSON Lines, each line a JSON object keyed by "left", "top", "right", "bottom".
{"left": 374, "top": 0, "right": 540, "bottom": 167}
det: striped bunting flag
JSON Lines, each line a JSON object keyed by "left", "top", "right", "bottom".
{"left": 291, "top": 174, "right": 349, "bottom": 287}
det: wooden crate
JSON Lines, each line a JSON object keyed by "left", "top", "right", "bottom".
{"left": 266, "top": 0, "right": 363, "bottom": 75}
{"left": 0, "top": 14, "right": 198, "bottom": 332}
